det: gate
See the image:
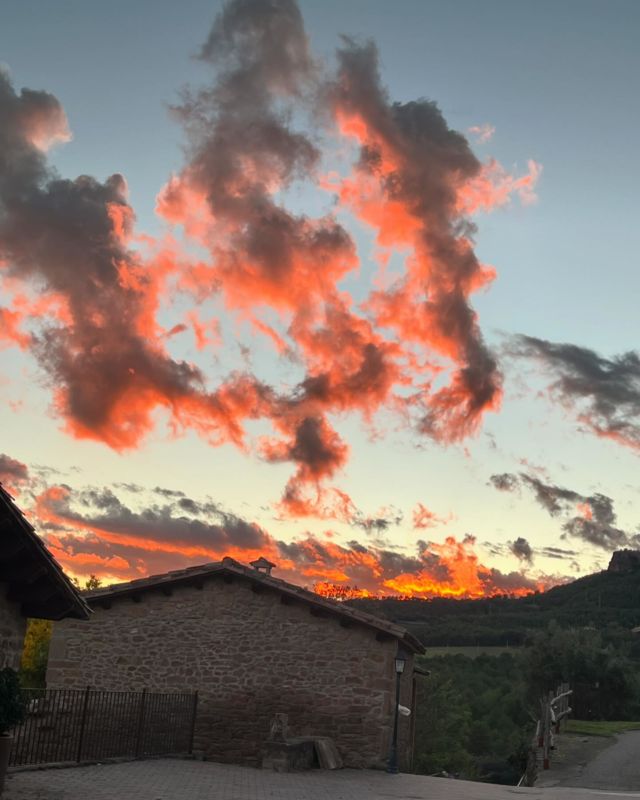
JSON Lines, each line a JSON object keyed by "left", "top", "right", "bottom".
{"left": 10, "top": 688, "right": 198, "bottom": 767}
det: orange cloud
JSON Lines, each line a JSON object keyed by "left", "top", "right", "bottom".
{"left": 412, "top": 503, "right": 452, "bottom": 530}
{"left": 0, "top": 2, "right": 542, "bottom": 515}
{"left": 24, "top": 477, "right": 552, "bottom": 599}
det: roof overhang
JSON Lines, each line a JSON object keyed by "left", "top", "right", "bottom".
{"left": 0, "top": 485, "right": 91, "bottom": 621}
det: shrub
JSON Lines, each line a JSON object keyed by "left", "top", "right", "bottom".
{"left": 0, "top": 668, "right": 26, "bottom": 734}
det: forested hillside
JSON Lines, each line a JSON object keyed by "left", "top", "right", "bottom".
{"left": 406, "top": 560, "right": 640, "bottom": 783}
{"left": 349, "top": 562, "right": 640, "bottom": 647}
{"left": 414, "top": 623, "right": 640, "bottom": 783}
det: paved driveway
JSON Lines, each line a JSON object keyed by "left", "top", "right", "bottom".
{"left": 5, "top": 759, "right": 640, "bottom": 800}
{"left": 545, "top": 730, "right": 640, "bottom": 792}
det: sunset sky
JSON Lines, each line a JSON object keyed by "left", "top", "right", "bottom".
{"left": 1, "top": 0, "right": 639, "bottom": 598}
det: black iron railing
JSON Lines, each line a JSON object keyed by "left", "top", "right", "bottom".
{"left": 10, "top": 687, "right": 198, "bottom": 767}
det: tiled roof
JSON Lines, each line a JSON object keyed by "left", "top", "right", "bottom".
{"left": 86, "top": 557, "right": 425, "bottom": 654}
{"left": 0, "top": 484, "right": 91, "bottom": 621}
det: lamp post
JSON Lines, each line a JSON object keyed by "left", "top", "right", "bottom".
{"left": 387, "top": 653, "right": 406, "bottom": 774}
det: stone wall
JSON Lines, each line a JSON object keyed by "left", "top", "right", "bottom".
{"left": 48, "top": 578, "right": 416, "bottom": 769}
{"left": 0, "top": 582, "right": 26, "bottom": 670}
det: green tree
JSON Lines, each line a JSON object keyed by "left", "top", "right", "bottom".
{"left": 524, "top": 623, "right": 640, "bottom": 719}
{"left": 413, "top": 668, "right": 474, "bottom": 777}
{"left": 20, "top": 619, "right": 52, "bottom": 688}
{"left": 72, "top": 574, "right": 102, "bottom": 591}
{"left": 413, "top": 653, "right": 533, "bottom": 784}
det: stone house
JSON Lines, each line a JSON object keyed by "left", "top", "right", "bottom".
{"left": 47, "top": 557, "right": 425, "bottom": 769}
{"left": 0, "top": 485, "right": 90, "bottom": 670}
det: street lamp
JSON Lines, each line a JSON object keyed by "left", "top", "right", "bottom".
{"left": 387, "top": 652, "right": 406, "bottom": 774}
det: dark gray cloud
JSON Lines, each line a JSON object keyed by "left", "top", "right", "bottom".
{"left": 0, "top": 67, "right": 278, "bottom": 459}
{"left": 489, "top": 473, "right": 519, "bottom": 492}
{"left": 540, "top": 546, "right": 579, "bottom": 560}
{"left": 380, "top": 547, "right": 449, "bottom": 580}
{"left": 351, "top": 506, "right": 403, "bottom": 534}
{"left": 519, "top": 474, "right": 582, "bottom": 517}
{"left": 40, "top": 485, "right": 270, "bottom": 554}
{"left": 510, "top": 536, "right": 533, "bottom": 564}
{"left": 480, "top": 568, "right": 538, "bottom": 594}
{"left": 328, "top": 38, "right": 501, "bottom": 442}
{"left": 263, "top": 416, "right": 351, "bottom": 516}
{"left": 490, "top": 471, "right": 634, "bottom": 551}
{"left": 0, "top": 0, "right": 518, "bottom": 519}
{"left": 113, "top": 482, "right": 144, "bottom": 493}
{"left": 563, "top": 512, "right": 628, "bottom": 551}
{"left": 286, "top": 417, "right": 346, "bottom": 480}
{"left": 32, "top": 473, "right": 553, "bottom": 597}
{"left": 153, "top": 486, "right": 185, "bottom": 498}
{"left": 167, "top": 0, "right": 371, "bottom": 512}
{"left": 0, "top": 71, "right": 199, "bottom": 447}
{"left": 510, "top": 335, "right": 640, "bottom": 451}
{"left": 169, "top": 0, "right": 352, "bottom": 297}
{"left": 278, "top": 529, "right": 543, "bottom": 596}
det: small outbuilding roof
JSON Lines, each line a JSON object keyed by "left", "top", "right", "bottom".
{"left": 86, "top": 556, "right": 425, "bottom": 654}
{"left": 0, "top": 484, "right": 91, "bottom": 621}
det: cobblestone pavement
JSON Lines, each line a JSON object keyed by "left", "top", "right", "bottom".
{"left": 5, "top": 759, "right": 640, "bottom": 800}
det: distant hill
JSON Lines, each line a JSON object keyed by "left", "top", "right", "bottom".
{"left": 347, "top": 551, "right": 640, "bottom": 648}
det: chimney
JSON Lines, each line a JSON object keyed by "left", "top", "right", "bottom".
{"left": 250, "top": 557, "right": 276, "bottom": 576}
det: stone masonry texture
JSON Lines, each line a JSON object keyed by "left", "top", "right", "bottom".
{"left": 47, "top": 577, "right": 415, "bottom": 769}
{"left": 0, "top": 581, "right": 26, "bottom": 670}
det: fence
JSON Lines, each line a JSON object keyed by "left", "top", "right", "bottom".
{"left": 518, "top": 682, "right": 572, "bottom": 787}
{"left": 537, "top": 681, "right": 572, "bottom": 771}
{"left": 10, "top": 687, "right": 198, "bottom": 768}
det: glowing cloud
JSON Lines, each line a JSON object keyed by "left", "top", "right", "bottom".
{"left": 0, "top": 0, "right": 541, "bottom": 516}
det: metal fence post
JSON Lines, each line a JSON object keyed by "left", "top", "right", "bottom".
{"left": 76, "top": 686, "right": 91, "bottom": 764}
{"left": 188, "top": 691, "right": 199, "bottom": 755}
{"left": 135, "top": 688, "right": 148, "bottom": 758}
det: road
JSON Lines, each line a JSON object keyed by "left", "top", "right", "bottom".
{"left": 537, "top": 730, "right": 640, "bottom": 792}
{"left": 553, "top": 730, "right": 640, "bottom": 792}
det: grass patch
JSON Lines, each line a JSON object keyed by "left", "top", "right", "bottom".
{"left": 566, "top": 720, "right": 640, "bottom": 737}
{"left": 425, "top": 646, "right": 519, "bottom": 658}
